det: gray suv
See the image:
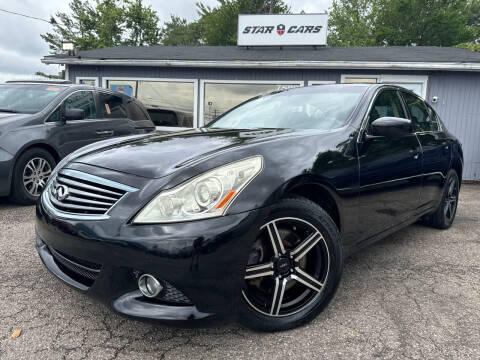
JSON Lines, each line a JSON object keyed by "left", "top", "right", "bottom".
{"left": 0, "top": 81, "right": 155, "bottom": 204}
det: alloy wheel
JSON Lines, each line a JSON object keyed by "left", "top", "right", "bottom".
{"left": 242, "top": 217, "right": 330, "bottom": 317}
{"left": 23, "top": 157, "right": 52, "bottom": 197}
{"left": 444, "top": 175, "right": 459, "bottom": 222}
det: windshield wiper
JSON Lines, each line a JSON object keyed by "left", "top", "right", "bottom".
{"left": 0, "top": 109, "right": 19, "bottom": 113}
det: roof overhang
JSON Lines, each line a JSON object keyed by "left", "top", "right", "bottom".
{"left": 42, "top": 57, "right": 480, "bottom": 71}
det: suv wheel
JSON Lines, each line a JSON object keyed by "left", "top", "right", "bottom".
{"left": 238, "top": 197, "right": 343, "bottom": 332}
{"left": 10, "top": 147, "right": 56, "bottom": 205}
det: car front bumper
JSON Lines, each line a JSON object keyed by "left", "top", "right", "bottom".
{"left": 0, "top": 147, "right": 14, "bottom": 196}
{"left": 35, "top": 199, "right": 269, "bottom": 324}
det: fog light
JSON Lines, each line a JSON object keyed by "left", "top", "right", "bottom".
{"left": 138, "top": 274, "right": 163, "bottom": 298}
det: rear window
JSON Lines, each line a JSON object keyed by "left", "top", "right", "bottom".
{"left": 99, "top": 93, "right": 128, "bottom": 118}
{"left": 126, "top": 100, "right": 149, "bottom": 121}
{"left": 0, "top": 84, "right": 66, "bottom": 113}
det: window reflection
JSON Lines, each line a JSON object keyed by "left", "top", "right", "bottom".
{"left": 203, "top": 83, "right": 301, "bottom": 125}
{"left": 106, "top": 80, "right": 194, "bottom": 127}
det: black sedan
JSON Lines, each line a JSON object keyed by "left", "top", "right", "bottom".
{"left": 35, "top": 84, "right": 462, "bottom": 332}
{"left": 0, "top": 81, "right": 154, "bottom": 204}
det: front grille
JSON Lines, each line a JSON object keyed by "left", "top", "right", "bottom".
{"left": 46, "top": 168, "right": 137, "bottom": 218}
{"left": 49, "top": 246, "right": 101, "bottom": 287}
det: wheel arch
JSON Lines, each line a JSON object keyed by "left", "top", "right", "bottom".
{"left": 10, "top": 142, "right": 61, "bottom": 186}
{"left": 281, "top": 176, "right": 342, "bottom": 233}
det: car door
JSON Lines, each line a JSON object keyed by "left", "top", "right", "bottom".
{"left": 357, "top": 88, "right": 423, "bottom": 241}
{"left": 97, "top": 92, "right": 154, "bottom": 137}
{"left": 401, "top": 92, "right": 452, "bottom": 209}
{"left": 96, "top": 91, "right": 133, "bottom": 137}
{"left": 46, "top": 90, "right": 115, "bottom": 158}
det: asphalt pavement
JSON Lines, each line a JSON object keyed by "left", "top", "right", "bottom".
{"left": 0, "top": 185, "right": 479, "bottom": 359}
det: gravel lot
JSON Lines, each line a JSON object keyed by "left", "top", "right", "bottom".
{"left": 0, "top": 185, "right": 479, "bottom": 360}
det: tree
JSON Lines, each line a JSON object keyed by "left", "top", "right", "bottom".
{"left": 327, "top": 0, "right": 380, "bottom": 46}
{"left": 161, "top": 15, "right": 204, "bottom": 46}
{"left": 197, "top": 0, "right": 290, "bottom": 45}
{"left": 41, "top": 0, "right": 161, "bottom": 52}
{"left": 328, "top": 0, "right": 478, "bottom": 47}
{"left": 34, "top": 71, "right": 63, "bottom": 79}
{"left": 375, "top": 0, "right": 476, "bottom": 46}
{"left": 123, "top": 0, "right": 161, "bottom": 46}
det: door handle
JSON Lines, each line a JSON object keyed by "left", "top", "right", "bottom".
{"left": 96, "top": 130, "right": 114, "bottom": 136}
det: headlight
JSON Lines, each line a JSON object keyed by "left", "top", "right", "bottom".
{"left": 133, "top": 156, "right": 263, "bottom": 224}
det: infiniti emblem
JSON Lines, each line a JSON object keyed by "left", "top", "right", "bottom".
{"left": 54, "top": 184, "right": 69, "bottom": 201}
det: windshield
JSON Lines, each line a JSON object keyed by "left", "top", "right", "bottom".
{"left": 0, "top": 84, "right": 66, "bottom": 114}
{"left": 209, "top": 85, "right": 367, "bottom": 130}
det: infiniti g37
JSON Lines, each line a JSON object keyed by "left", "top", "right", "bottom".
{"left": 35, "top": 84, "right": 462, "bottom": 331}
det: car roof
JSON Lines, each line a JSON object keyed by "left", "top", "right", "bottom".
{"left": 5, "top": 80, "right": 73, "bottom": 85}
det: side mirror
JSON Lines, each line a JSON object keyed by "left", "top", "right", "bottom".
{"left": 63, "top": 108, "right": 85, "bottom": 121}
{"left": 370, "top": 117, "right": 412, "bottom": 138}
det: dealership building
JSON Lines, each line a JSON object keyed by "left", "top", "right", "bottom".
{"left": 41, "top": 15, "right": 480, "bottom": 181}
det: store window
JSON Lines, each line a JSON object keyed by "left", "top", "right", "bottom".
{"left": 342, "top": 77, "right": 379, "bottom": 84}
{"left": 106, "top": 79, "right": 195, "bottom": 127}
{"left": 341, "top": 74, "right": 428, "bottom": 98}
{"left": 202, "top": 81, "right": 302, "bottom": 125}
{"left": 77, "top": 78, "right": 98, "bottom": 86}
{"left": 106, "top": 80, "right": 137, "bottom": 97}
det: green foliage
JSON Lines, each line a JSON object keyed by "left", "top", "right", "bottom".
{"left": 328, "top": 0, "right": 479, "bottom": 47}
{"left": 455, "top": 42, "right": 480, "bottom": 51}
{"left": 41, "top": 0, "right": 161, "bottom": 52}
{"left": 327, "top": 0, "right": 380, "bottom": 46}
{"left": 161, "top": 0, "right": 290, "bottom": 46}
{"left": 123, "top": 0, "right": 161, "bottom": 46}
{"left": 161, "top": 15, "right": 204, "bottom": 46}
{"left": 34, "top": 71, "right": 63, "bottom": 79}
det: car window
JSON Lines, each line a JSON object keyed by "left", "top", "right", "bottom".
{"left": 367, "top": 90, "right": 406, "bottom": 132}
{"left": 210, "top": 85, "right": 367, "bottom": 131}
{"left": 64, "top": 91, "right": 96, "bottom": 120}
{"left": 402, "top": 92, "right": 439, "bottom": 132}
{"left": 46, "top": 107, "right": 61, "bottom": 122}
{"left": 426, "top": 105, "right": 442, "bottom": 132}
{"left": 99, "top": 93, "right": 128, "bottom": 119}
{"left": 0, "top": 84, "right": 66, "bottom": 114}
{"left": 125, "top": 100, "right": 148, "bottom": 121}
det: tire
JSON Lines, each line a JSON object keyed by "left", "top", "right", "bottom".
{"left": 423, "top": 169, "right": 460, "bottom": 229}
{"left": 9, "top": 147, "right": 56, "bottom": 205}
{"left": 238, "top": 197, "right": 343, "bottom": 332}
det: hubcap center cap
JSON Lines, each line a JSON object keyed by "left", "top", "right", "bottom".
{"left": 275, "top": 257, "right": 292, "bottom": 276}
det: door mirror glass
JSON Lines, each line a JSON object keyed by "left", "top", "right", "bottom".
{"left": 371, "top": 117, "right": 412, "bottom": 137}
{"left": 64, "top": 108, "right": 85, "bottom": 121}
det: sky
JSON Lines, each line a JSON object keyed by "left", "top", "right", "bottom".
{"left": 0, "top": 0, "right": 333, "bottom": 83}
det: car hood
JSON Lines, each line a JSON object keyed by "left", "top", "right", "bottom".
{"left": 72, "top": 128, "right": 303, "bottom": 178}
{"left": 0, "top": 113, "right": 31, "bottom": 122}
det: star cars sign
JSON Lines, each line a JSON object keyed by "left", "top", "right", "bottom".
{"left": 237, "top": 14, "right": 328, "bottom": 46}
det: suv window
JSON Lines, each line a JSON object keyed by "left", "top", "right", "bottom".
{"left": 125, "top": 100, "right": 148, "bottom": 121}
{"left": 402, "top": 92, "right": 439, "bottom": 132}
{"left": 368, "top": 90, "right": 406, "bottom": 132}
{"left": 64, "top": 91, "right": 96, "bottom": 120}
{"left": 99, "top": 93, "right": 128, "bottom": 118}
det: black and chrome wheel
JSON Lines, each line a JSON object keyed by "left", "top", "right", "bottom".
{"left": 423, "top": 169, "right": 460, "bottom": 229}
{"left": 238, "top": 197, "right": 343, "bottom": 332}
{"left": 10, "top": 147, "right": 56, "bottom": 205}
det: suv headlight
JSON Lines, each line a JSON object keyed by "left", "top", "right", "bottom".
{"left": 133, "top": 156, "right": 263, "bottom": 224}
